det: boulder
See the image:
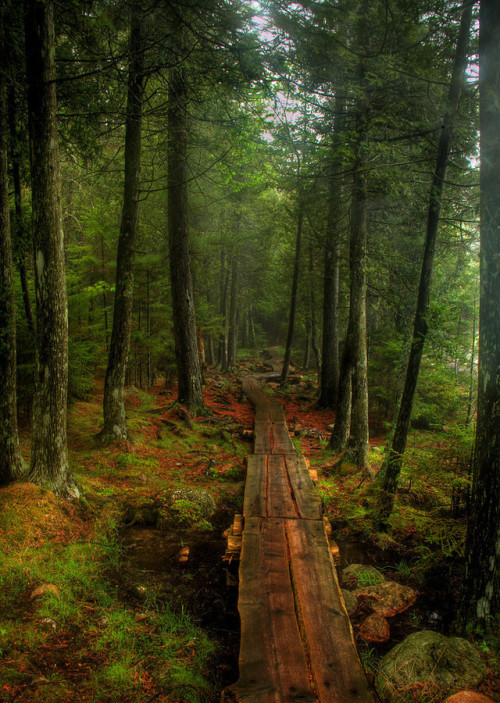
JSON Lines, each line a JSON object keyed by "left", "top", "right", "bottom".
{"left": 341, "top": 563, "right": 387, "bottom": 589}
{"left": 167, "top": 488, "right": 216, "bottom": 522}
{"left": 341, "top": 589, "right": 358, "bottom": 616}
{"left": 353, "top": 581, "right": 417, "bottom": 617}
{"left": 359, "top": 613, "right": 390, "bottom": 643}
{"left": 376, "top": 630, "right": 486, "bottom": 702}
{"left": 445, "top": 693, "right": 495, "bottom": 703}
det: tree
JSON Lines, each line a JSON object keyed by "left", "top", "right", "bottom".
{"left": 459, "top": 0, "right": 499, "bottom": 632}
{"left": 376, "top": 0, "right": 474, "bottom": 522}
{"left": 0, "top": 2, "right": 25, "bottom": 485}
{"left": 167, "top": 54, "right": 205, "bottom": 412}
{"left": 101, "top": 12, "right": 145, "bottom": 443}
{"left": 24, "top": 0, "right": 77, "bottom": 496}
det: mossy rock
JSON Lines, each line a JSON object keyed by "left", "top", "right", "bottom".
{"left": 376, "top": 630, "right": 486, "bottom": 702}
{"left": 341, "top": 563, "right": 387, "bottom": 589}
{"left": 166, "top": 488, "right": 216, "bottom": 527}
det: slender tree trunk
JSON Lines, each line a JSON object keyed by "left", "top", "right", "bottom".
{"left": 146, "top": 270, "right": 152, "bottom": 388}
{"left": 465, "top": 297, "right": 476, "bottom": 428}
{"left": 329, "top": 327, "right": 353, "bottom": 453}
{"left": 101, "top": 14, "right": 145, "bottom": 442}
{"left": 377, "top": 1, "right": 473, "bottom": 521}
{"left": 167, "top": 63, "right": 205, "bottom": 411}
{"left": 348, "top": 139, "right": 370, "bottom": 474}
{"left": 459, "top": 0, "right": 500, "bottom": 631}
{"left": 7, "top": 85, "right": 35, "bottom": 338}
{"left": 25, "top": 0, "right": 75, "bottom": 495}
{"left": 319, "top": 106, "right": 345, "bottom": 407}
{"left": 217, "top": 249, "right": 229, "bottom": 370}
{"left": 227, "top": 251, "right": 238, "bottom": 371}
{"left": 0, "top": 6, "right": 25, "bottom": 484}
{"left": 308, "top": 242, "right": 321, "bottom": 374}
{"left": 101, "top": 232, "right": 109, "bottom": 350}
{"left": 281, "top": 204, "right": 303, "bottom": 387}
{"left": 303, "top": 320, "right": 311, "bottom": 370}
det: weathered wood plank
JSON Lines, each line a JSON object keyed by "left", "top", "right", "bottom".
{"left": 268, "top": 456, "right": 297, "bottom": 518}
{"left": 254, "top": 421, "right": 272, "bottom": 454}
{"left": 285, "top": 456, "right": 322, "bottom": 520}
{"left": 244, "top": 455, "right": 267, "bottom": 518}
{"left": 286, "top": 520, "right": 375, "bottom": 703}
{"left": 226, "top": 518, "right": 316, "bottom": 703}
{"left": 272, "top": 423, "right": 296, "bottom": 455}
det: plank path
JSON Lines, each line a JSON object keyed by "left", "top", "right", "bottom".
{"left": 222, "top": 377, "right": 375, "bottom": 703}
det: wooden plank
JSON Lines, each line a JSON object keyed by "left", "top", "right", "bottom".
{"left": 227, "top": 518, "right": 316, "bottom": 703}
{"left": 254, "top": 421, "right": 272, "bottom": 454}
{"left": 268, "top": 456, "right": 297, "bottom": 518}
{"left": 286, "top": 520, "right": 375, "bottom": 703}
{"left": 272, "top": 423, "right": 296, "bottom": 455}
{"left": 285, "top": 456, "right": 323, "bottom": 520}
{"left": 244, "top": 455, "right": 267, "bottom": 518}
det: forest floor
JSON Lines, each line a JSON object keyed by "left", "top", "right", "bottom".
{"left": 0, "top": 354, "right": 498, "bottom": 703}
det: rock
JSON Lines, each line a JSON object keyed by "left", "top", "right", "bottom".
{"left": 376, "top": 631, "right": 486, "bottom": 702}
{"left": 445, "top": 693, "right": 495, "bottom": 703}
{"left": 130, "top": 584, "right": 148, "bottom": 600}
{"left": 30, "top": 584, "right": 60, "bottom": 599}
{"left": 167, "top": 487, "right": 216, "bottom": 522}
{"left": 353, "top": 581, "right": 417, "bottom": 617}
{"left": 341, "top": 564, "right": 387, "bottom": 589}
{"left": 341, "top": 589, "right": 358, "bottom": 616}
{"left": 359, "top": 613, "right": 391, "bottom": 643}
{"left": 124, "top": 385, "right": 139, "bottom": 396}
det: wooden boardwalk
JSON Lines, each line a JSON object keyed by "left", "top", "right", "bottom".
{"left": 223, "top": 377, "right": 375, "bottom": 703}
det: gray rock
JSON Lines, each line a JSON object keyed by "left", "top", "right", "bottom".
{"left": 376, "top": 630, "right": 486, "bottom": 702}
{"left": 341, "top": 563, "right": 387, "bottom": 589}
{"left": 341, "top": 589, "right": 358, "bottom": 616}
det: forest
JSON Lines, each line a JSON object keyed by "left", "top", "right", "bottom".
{"left": 0, "top": 0, "right": 498, "bottom": 701}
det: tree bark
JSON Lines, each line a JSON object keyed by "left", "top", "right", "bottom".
{"left": 227, "top": 250, "right": 239, "bottom": 372}
{"left": 281, "top": 204, "right": 303, "bottom": 387}
{"left": 101, "top": 13, "right": 145, "bottom": 442}
{"left": 319, "top": 94, "right": 346, "bottom": 407}
{"left": 0, "top": 5, "right": 25, "bottom": 484}
{"left": 167, "top": 63, "right": 205, "bottom": 411}
{"left": 377, "top": 1, "right": 473, "bottom": 522}
{"left": 7, "top": 85, "right": 35, "bottom": 338}
{"left": 24, "top": 0, "right": 76, "bottom": 495}
{"left": 459, "top": 0, "right": 500, "bottom": 632}
{"left": 217, "top": 249, "right": 229, "bottom": 370}
{"left": 308, "top": 241, "right": 321, "bottom": 374}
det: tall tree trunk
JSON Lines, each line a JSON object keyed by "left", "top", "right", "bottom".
{"left": 377, "top": 1, "right": 473, "bottom": 522}
{"left": 101, "top": 13, "right": 145, "bottom": 442}
{"left": 459, "top": 0, "right": 500, "bottom": 632}
{"left": 0, "top": 5, "right": 25, "bottom": 484}
{"left": 217, "top": 249, "right": 229, "bottom": 370}
{"left": 167, "top": 63, "right": 205, "bottom": 412}
{"left": 227, "top": 250, "right": 239, "bottom": 371}
{"left": 24, "top": 0, "right": 75, "bottom": 495}
{"left": 348, "top": 136, "right": 370, "bottom": 474}
{"left": 7, "top": 85, "right": 35, "bottom": 338}
{"left": 308, "top": 242, "right": 321, "bottom": 374}
{"left": 319, "top": 97, "right": 345, "bottom": 407}
{"left": 281, "top": 204, "right": 303, "bottom": 387}
{"left": 465, "top": 296, "right": 476, "bottom": 428}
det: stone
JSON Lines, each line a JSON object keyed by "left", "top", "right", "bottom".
{"left": 445, "top": 693, "right": 495, "bottom": 703}
{"left": 341, "top": 564, "right": 387, "bottom": 589}
{"left": 376, "top": 630, "right": 486, "bottom": 702}
{"left": 30, "top": 584, "right": 60, "bottom": 599}
{"left": 359, "top": 613, "right": 391, "bottom": 643}
{"left": 353, "top": 581, "right": 417, "bottom": 617}
{"left": 341, "top": 589, "right": 358, "bottom": 616}
{"left": 167, "top": 488, "right": 216, "bottom": 521}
